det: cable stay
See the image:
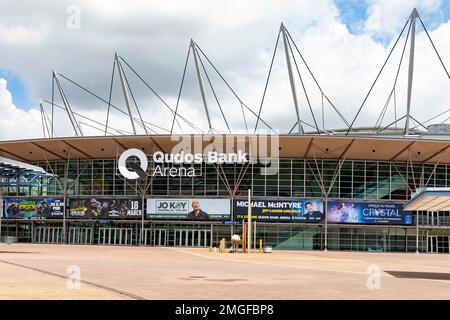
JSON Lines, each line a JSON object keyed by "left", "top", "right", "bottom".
{"left": 193, "top": 43, "right": 275, "bottom": 133}
{"left": 117, "top": 53, "right": 204, "bottom": 134}
{"left": 350, "top": 8, "right": 450, "bottom": 136}
{"left": 284, "top": 26, "right": 350, "bottom": 130}
{"left": 41, "top": 100, "right": 133, "bottom": 135}
{"left": 346, "top": 14, "right": 412, "bottom": 135}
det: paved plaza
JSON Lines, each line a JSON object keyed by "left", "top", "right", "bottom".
{"left": 1, "top": 243, "right": 450, "bottom": 300}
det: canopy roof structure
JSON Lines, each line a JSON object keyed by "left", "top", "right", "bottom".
{"left": 404, "top": 188, "right": 450, "bottom": 211}
{"left": 0, "top": 156, "right": 54, "bottom": 187}
{"left": 0, "top": 134, "right": 449, "bottom": 164}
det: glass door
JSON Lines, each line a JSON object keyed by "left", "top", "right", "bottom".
{"left": 427, "top": 235, "right": 438, "bottom": 253}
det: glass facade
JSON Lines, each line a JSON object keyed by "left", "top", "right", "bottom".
{"left": 11, "top": 158, "right": 450, "bottom": 200}
{"left": 1, "top": 157, "right": 450, "bottom": 253}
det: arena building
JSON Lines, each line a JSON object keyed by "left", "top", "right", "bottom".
{"left": 0, "top": 9, "right": 449, "bottom": 253}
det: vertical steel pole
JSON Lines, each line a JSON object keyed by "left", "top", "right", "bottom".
{"left": 191, "top": 39, "right": 212, "bottom": 132}
{"left": 63, "top": 194, "right": 67, "bottom": 243}
{"left": 416, "top": 210, "right": 419, "bottom": 253}
{"left": 141, "top": 194, "right": 145, "bottom": 246}
{"left": 253, "top": 220, "right": 256, "bottom": 251}
{"left": 247, "top": 189, "right": 251, "bottom": 253}
{"left": 0, "top": 191, "right": 3, "bottom": 241}
{"left": 324, "top": 195, "right": 328, "bottom": 251}
{"left": 405, "top": 9, "right": 418, "bottom": 135}
{"left": 281, "top": 23, "right": 303, "bottom": 134}
{"left": 115, "top": 52, "right": 137, "bottom": 135}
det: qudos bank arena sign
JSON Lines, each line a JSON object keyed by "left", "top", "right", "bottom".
{"left": 118, "top": 134, "right": 280, "bottom": 179}
{"left": 117, "top": 132, "right": 280, "bottom": 179}
{"left": 118, "top": 149, "right": 248, "bottom": 179}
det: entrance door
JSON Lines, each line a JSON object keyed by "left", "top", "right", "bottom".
{"left": 174, "top": 229, "right": 211, "bottom": 247}
{"left": 98, "top": 228, "right": 134, "bottom": 245}
{"left": 427, "top": 236, "right": 438, "bottom": 253}
{"left": 152, "top": 229, "right": 166, "bottom": 246}
{"left": 69, "top": 227, "right": 93, "bottom": 244}
{"left": 33, "top": 227, "right": 63, "bottom": 243}
{"left": 142, "top": 229, "right": 152, "bottom": 245}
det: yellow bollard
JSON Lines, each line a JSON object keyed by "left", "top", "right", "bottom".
{"left": 259, "top": 239, "right": 263, "bottom": 254}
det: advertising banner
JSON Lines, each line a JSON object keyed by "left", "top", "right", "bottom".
{"left": 233, "top": 199, "right": 324, "bottom": 223}
{"left": 146, "top": 199, "right": 230, "bottom": 220}
{"left": 326, "top": 201, "right": 413, "bottom": 225}
{"left": 68, "top": 198, "right": 142, "bottom": 219}
{"left": 4, "top": 198, "right": 64, "bottom": 219}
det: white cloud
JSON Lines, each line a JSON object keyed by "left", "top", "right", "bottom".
{"left": 0, "top": 0, "right": 449, "bottom": 138}
{"left": 0, "top": 78, "right": 42, "bottom": 140}
{"left": 364, "top": 0, "right": 443, "bottom": 38}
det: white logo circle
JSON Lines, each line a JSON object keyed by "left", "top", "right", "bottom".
{"left": 118, "top": 148, "right": 148, "bottom": 179}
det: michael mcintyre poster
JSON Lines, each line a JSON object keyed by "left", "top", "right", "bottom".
{"left": 327, "top": 201, "right": 413, "bottom": 225}
{"left": 233, "top": 199, "right": 324, "bottom": 223}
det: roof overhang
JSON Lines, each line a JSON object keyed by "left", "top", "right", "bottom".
{"left": 404, "top": 188, "right": 450, "bottom": 211}
{"left": 0, "top": 134, "right": 448, "bottom": 164}
{"left": 0, "top": 156, "right": 54, "bottom": 186}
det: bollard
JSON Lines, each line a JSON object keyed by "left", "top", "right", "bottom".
{"left": 259, "top": 239, "right": 263, "bottom": 254}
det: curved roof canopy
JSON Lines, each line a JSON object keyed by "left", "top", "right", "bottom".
{"left": 0, "top": 134, "right": 448, "bottom": 164}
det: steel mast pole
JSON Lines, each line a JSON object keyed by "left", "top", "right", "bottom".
{"left": 281, "top": 23, "right": 303, "bottom": 134}
{"left": 405, "top": 8, "right": 418, "bottom": 135}
{"left": 247, "top": 189, "right": 252, "bottom": 253}
{"left": 115, "top": 52, "right": 137, "bottom": 135}
{"left": 53, "top": 71, "right": 83, "bottom": 137}
{"left": 191, "top": 39, "right": 213, "bottom": 132}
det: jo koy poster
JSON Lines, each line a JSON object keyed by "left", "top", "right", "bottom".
{"left": 146, "top": 198, "right": 230, "bottom": 220}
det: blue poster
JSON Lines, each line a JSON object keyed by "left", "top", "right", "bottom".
{"left": 327, "top": 201, "right": 412, "bottom": 225}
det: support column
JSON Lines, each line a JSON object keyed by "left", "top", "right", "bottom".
{"left": 416, "top": 210, "right": 420, "bottom": 253}
{"left": 191, "top": 40, "right": 212, "bottom": 132}
{"left": 405, "top": 8, "right": 419, "bottom": 135}
{"left": 115, "top": 52, "right": 137, "bottom": 135}
{"left": 281, "top": 23, "right": 303, "bottom": 134}
{"left": 247, "top": 189, "right": 252, "bottom": 253}
{"left": 53, "top": 71, "right": 83, "bottom": 137}
{"left": 141, "top": 194, "right": 145, "bottom": 245}
{"left": 324, "top": 196, "right": 328, "bottom": 251}
{"left": 63, "top": 194, "right": 67, "bottom": 243}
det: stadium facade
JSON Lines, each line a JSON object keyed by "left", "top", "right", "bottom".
{"left": 0, "top": 132, "right": 449, "bottom": 254}
{"left": 1, "top": 8, "right": 449, "bottom": 253}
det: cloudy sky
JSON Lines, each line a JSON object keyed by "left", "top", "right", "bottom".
{"left": 1, "top": 0, "right": 450, "bottom": 140}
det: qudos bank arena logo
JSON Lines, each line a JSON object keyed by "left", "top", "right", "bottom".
{"left": 118, "top": 148, "right": 149, "bottom": 180}
{"left": 118, "top": 133, "right": 280, "bottom": 180}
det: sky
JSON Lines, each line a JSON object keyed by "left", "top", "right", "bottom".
{"left": 0, "top": 0, "right": 450, "bottom": 140}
